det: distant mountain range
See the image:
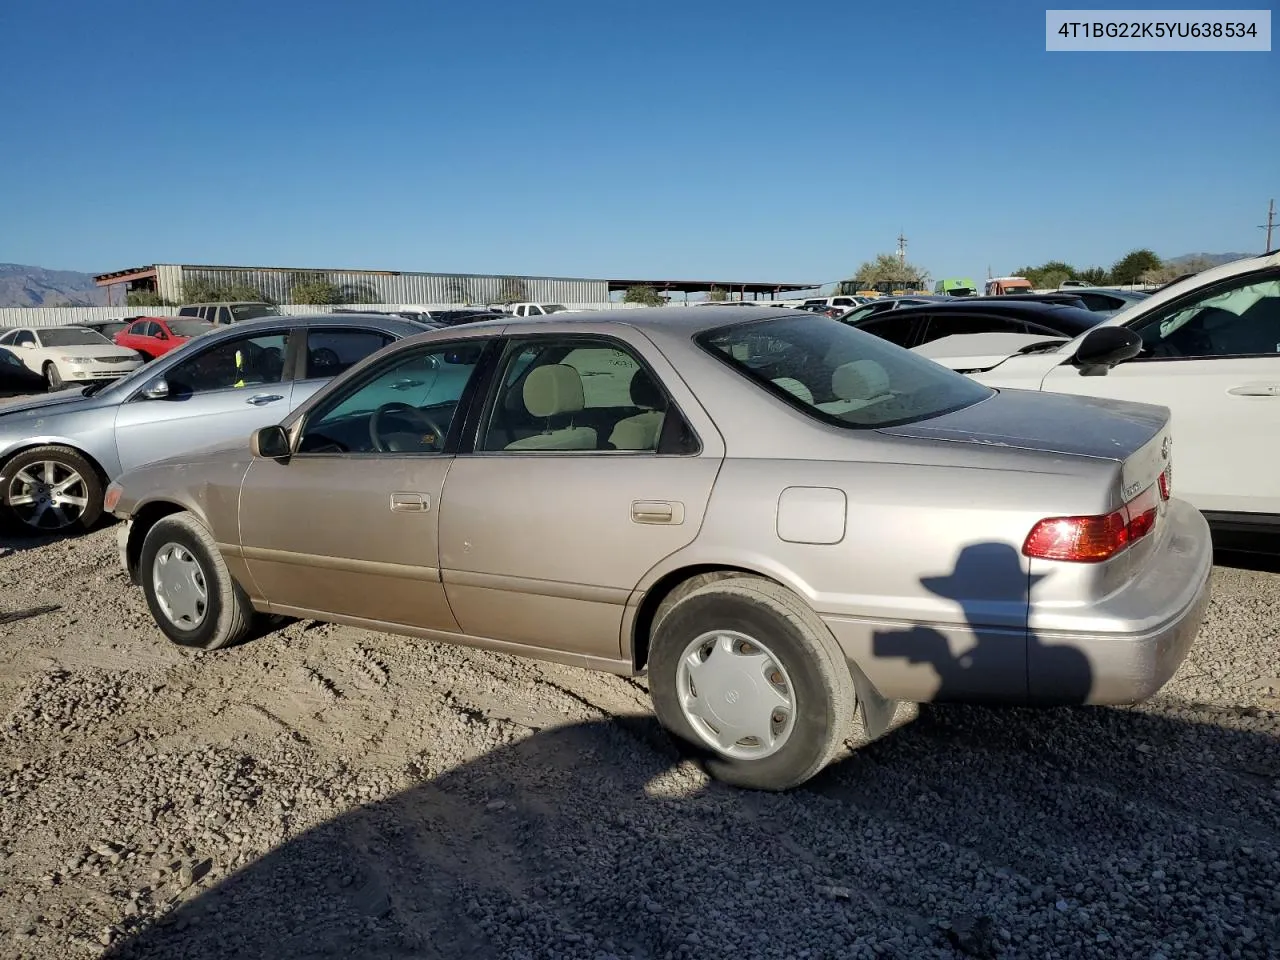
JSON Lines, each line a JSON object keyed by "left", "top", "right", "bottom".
{"left": 1164, "top": 252, "right": 1256, "bottom": 269}
{"left": 0, "top": 263, "right": 108, "bottom": 307}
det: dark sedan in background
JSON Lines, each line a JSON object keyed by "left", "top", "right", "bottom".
{"left": 843, "top": 297, "right": 1106, "bottom": 350}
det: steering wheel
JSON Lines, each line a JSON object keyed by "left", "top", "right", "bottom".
{"left": 311, "top": 346, "right": 340, "bottom": 370}
{"left": 369, "top": 402, "right": 448, "bottom": 452}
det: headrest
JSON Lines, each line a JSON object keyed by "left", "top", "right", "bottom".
{"left": 831, "top": 360, "right": 890, "bottom": 401}
{"left": 629, "top": 369, "right": 664, "bottom": 409}
{"left": 771, "top": 377, "right": 814, "bottom": 405}
{"left": 523, "top": 364, "right": 585, "bottom": 417}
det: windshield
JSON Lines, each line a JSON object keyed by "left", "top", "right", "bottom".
{"left": 230, "top": 304, "right": 280, "bottom": 321}
{"left": 169, "top": 320, "right": 216, "bottom": 337}
{"left": 696, "top": 313, "right": 994, "bottom": 429}
{"left": 39, "top": 328, "right": 111, "bottom": 347}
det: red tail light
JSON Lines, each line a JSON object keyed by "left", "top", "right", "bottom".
{"left": 1158, "top": 465, "right": 1171, "bottom": 501}
{"left": 1023, "top": 484, "right": 1159, "bottom": 563}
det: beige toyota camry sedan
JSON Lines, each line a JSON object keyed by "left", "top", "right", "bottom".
{"left": 107, "top": 307, "right": 1212, "bottom": 791}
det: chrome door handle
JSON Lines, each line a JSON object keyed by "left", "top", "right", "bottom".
{"left": 245, "top": 394, "right": 284, "bottom": 405}
{"left": 1227, "top": 382, "right": 1280, "bottom": 397}
{"left": 390, "top": 492, "right": 430, "bottom": 512}
{"left": 632, "top": 500, "right": 684, "bottom": 525}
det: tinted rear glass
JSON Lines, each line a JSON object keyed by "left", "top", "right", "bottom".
{"left": 170, "top": 320, "right": 216, "bottom": 337}
{"left": 696, "top": 314, "right": 993, "bottom": 429}
{"left": 230, "top": 304, "right": 281, "bottom": 321}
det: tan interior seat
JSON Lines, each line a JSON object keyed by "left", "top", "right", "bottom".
{"left": 816, "top": 360, "right": 892, "bottom": 415}
{"left": 770, "top": 377, "right": 814, "bottom": 404}
{"left": 504, "top": 364, "right": 598, "bottom": 450}
{"left": 608, "top": 370, "right": 667, "bottom": 451}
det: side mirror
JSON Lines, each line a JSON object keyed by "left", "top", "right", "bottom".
{"left": 155, "top": 330, "right": 169, "bottom": 340}
{"left": 251, "top": 424, "right": 292, "bottom": 460}
{"left": 1073, "top": 326, "right": 1142, "bottom": 377}
{"left": 142, "top": 378, "right": 170, "bottom": 400}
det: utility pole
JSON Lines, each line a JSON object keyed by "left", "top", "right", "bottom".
{"left": 896, "top": 231, "right": 907, "bottom": 264}
{"left": 1261, "top": 198, "right": 1276, "bottom": 252}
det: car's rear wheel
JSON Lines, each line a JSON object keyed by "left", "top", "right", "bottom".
{"left": 648, "top": 575, "right": 856, "bottom": 791}
{"left": 43, "top": 362, "right": 64, "bottom": 390}
{"left": 0, "top": 445, "right": 103, "bottom": 534}
{"left": 139, "top": 513, "right": 253, "bottom": 650}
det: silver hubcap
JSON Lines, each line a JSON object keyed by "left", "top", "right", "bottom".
{"left": 6, "top": 460, "right": 90, "bottom": 530}
{"left": 152, "top": 542, "right": 209, "bottom": 629}
{"left": 675, "top": 630, "right": 797, "bottom": 760}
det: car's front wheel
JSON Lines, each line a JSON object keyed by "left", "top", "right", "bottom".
{"left": 139, "top": 513, "right": 254, "bottom": 650}
{"left": 648, "top": 575, "right": 857, "bottom": 791}
{"left": 0, "top": 445, "right": 103, "bottom": 534}
{"left": 43, "top": 362, "right": 64, "bottom": 391}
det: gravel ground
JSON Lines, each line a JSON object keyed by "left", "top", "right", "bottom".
{"left": 0, "top": 525, "right": 1276, "bottom": 960}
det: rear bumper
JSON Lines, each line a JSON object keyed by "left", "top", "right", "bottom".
{"left": 1027, "top": 498, "right": 1213, "bottom": 706}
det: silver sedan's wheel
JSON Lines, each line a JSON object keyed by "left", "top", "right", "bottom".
{"left": 151, "top": 542, "right": 209, "bottom": 630}
{"left": 649, "top": 575, "right": 856, "bottom": 791}
{"left": 6, "top": 460, "right": 91, "bottom": 531}
{"left": 0, "top": 446, "right": 104, "bottom": 535}
{"left": 676, "top": 630, "right": 797, "bottom": 760}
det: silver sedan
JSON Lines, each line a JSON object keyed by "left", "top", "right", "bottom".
{"left": 108, "top": 307, "right": 1212, "bottom": 791}
{"left": 0, "top": 313, "right": 426, "bottom": 534}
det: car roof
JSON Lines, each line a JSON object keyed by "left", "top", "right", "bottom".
{"left": 434, "top": 305, "right": 797, "bottom": 337}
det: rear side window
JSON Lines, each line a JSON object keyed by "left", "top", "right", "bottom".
{"left": 918, "top": 313, "right": 1028, "bottom": 343}
{"left": 696, "top": 313, "right": 993, "bottom": 429}
{"left": 178, "top": 306, "right": 198, "bottom": 317}
{"left": 304, "top": 329, "right": 394, "bottom": 379}
{"left": 857, "top": 315, "right": 922, "bottom": 348}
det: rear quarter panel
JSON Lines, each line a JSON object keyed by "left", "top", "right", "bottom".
{"left": 638, "top": 441, "right": 1118, "bottom": 703}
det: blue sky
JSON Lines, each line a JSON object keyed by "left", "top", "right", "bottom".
{"left": 1, "top": 0, "right": 1275, "bottom": 287}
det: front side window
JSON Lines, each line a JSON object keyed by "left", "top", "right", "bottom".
{"left": 14, "top": 331, "right": 36, "bottom": 347}
{"left": 479, "top": 337, "right": 681, "bottom": 453}
{"left": 298, "top": 341, "right": 484, "bottom": 455}
{"left": 164, "top": 332, "right": 289, "bottom": 397}
{"left": 858, "top": 315, "right": 921, "bottom": 348}
{"left": 697, "top": 313, "right": 993, "bottom": 429}
{"left": 303, "top": 328, "right": 393, "bottom": 379}
{"left": 38, "top": 329, "right": 110, "bottom": 347}
{"left": 1131, "top": 271, "right": 1280, "bottom": 359}
{"left": 1, "top": 348, "right": 22, "bottom": 367}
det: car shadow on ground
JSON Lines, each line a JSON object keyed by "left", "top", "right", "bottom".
{"left": 103, "top": 542, "right": 1278, "bottom": 959}
{"left": 99, "top": 709, "right": 1279, "bottom": 960}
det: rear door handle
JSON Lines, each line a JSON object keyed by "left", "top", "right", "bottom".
{"left": 632, "top": 500, "right": 684, "bottom": 525}
{"left": 1227, "top": 382, "right": 1280, "bottom": 397}
{"left": 245, "top": 394, "right": 284, "bottom": 405}
{"left": 390, "top": 492, "right": 430, "bottom": 513}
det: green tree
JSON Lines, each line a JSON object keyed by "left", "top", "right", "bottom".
{"left": 705, "top": 286, "right": 729, "bottom": 302}
{"left": 180, "top": 278, "right": 271, "bottom": 304}
{"left": 339, "top": 282, "right": 380, "bottom": 305}
{"left": 622, "top": 285, "right": 665, "bottom": 307}
{"left": 495, "top": 277, "right": 529, "bottom": 304}
{"left": 288, "top": 273, "right": 344, "bottom": 304}
{"left": 852, "top": 253, "right": 929, "bottom": 290}
{"left": 1110, "top": 249, "right": 1162, "bottom": 285}
{"left": 444, "top": 277, "right": 473, "bottom": 304}
{"left": 1076, "top": 266, "right": 1110, "bottom": 285}
{"left": 126, "top": 290, "right": 173, "bottom": 307}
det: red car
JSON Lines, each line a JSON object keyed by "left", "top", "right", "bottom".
{"left": 113, "top": 316, "right": 216, "bottom": 360}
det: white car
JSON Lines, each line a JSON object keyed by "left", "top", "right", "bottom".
{"left": 913, "top": 250, "right": 1280, "bottom": 538}
{"left": 0, "top": 326, "right": 144, "bottom": 390}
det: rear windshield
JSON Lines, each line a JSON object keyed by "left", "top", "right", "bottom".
{"left": 169, "top": 320, "right": 216, "bottom": 337}
{"left": 39, "top": 328, "right": 111, "bottom": 347}
{"left": 696, "top": 314, "right": 994, "bottom": 429}
{"left": 230, "top": 304, "right": 280, "bottom": 321}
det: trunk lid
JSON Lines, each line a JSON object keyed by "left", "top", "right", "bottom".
{"left": 879, "top": 387, "right": 1171, "bottom": 491}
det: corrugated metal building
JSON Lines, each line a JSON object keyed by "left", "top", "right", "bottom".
{"left": 96, "top": 264, "right": 608, "bottom": 307}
